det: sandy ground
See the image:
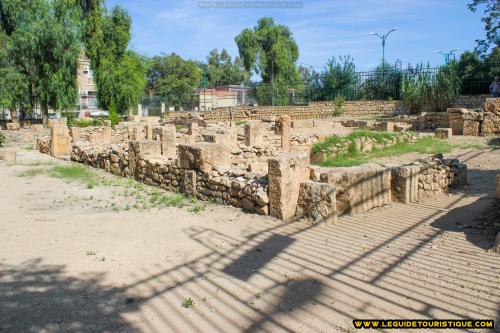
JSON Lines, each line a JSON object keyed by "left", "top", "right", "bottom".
{"left": 1, "top": 133, "right": 500, "bottom": 333}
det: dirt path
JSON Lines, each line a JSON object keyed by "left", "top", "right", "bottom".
{"left": 1, "top": 141, "right": 499, "bottom": 332}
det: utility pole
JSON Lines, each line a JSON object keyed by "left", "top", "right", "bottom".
{"left": 436, "top": 49, "right": 459, "bottom": 65}
{"left": 370, "top": 28, "right": 398, "bottom": 72}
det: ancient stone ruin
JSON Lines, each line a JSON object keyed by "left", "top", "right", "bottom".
{"left": 36, "top": 110, "right": 470, "bottom": 224}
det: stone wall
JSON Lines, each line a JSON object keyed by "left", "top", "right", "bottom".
{"left": 71, "top": 141, "right": 270, "bottom": 215}
{"left": 163, "top": 100, "right": 404, "bottom": 122}
{"left": 453, "top": 95, "right": 490, "bottom": 109}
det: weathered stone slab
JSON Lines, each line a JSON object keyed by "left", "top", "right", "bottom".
{"left": 183, "top": 170, "right": 197, "bottom": 195}
{"left": 481, "top": 113, "right": 500, "bottom": 135}
{"left": 159, "top": 125, "right": 177, "bottom": 158}
{"left": 6, "top": 123, "right": 20, "bottom": 131}
{"left": 48, "top": 118, "right": 67, "bottom": 128}
{"left": 296, "top": 181, "right": 337, "bottom": 224}
{"left": 391, "top": 165, "right": 420, "bottom": 203}
{"left": 50, "top": 125, "right": 71, "bottom": 157}
{"left": 177, "top": 143, "right": 230, "bottom": 173}
{"left": 318, "top": 164, "right": 392, "bottom": 215}
{"left": 244, "top": 121, "right": 263, "bottom": 147}
{"left": 0, "top": 148, "right": 17, "bottom": 162}
{"left": 463, "top": 119, "right": 480, "bottom": 136}
{"left": 447, "top": 108, "right": 466, "bottom": 135}
{"left": 277, "top": 116, "right": 291, "bottom": 151}
{"left": 268, "top": 151, "right": 310, "bottom": 221}
{"left": 484, "top": 98, "right": 500, "bottom": 115}
{"left": 434, "top": 128, "right": 452, "bottom": 139}
{"left": 376, "top": 121, "right": 394, "bottom": 132}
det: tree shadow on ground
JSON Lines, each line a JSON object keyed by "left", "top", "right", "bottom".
{"left": 0, "top": 258, "right": 141, "bottom": 333}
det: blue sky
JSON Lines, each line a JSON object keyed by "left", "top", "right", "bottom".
{"left": 106, "top": 0, "right": 486, "bottom": 71}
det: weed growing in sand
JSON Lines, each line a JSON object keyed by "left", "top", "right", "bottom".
{"left": 182, "top": 297, "right": 194, "bottom": 308}
{"left": 86, "top": 250, "right": 96, "bottom": 256}
{"left": 18, "top": 168, "right": 46, "bottom": 177}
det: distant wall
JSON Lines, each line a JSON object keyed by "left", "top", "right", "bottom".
{"left": 163, "top": 100, "right": 404, "bottom": 122}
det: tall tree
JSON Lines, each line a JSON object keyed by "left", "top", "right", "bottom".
{"left": 467, "top": 0, "right": 499, "bottom": 56}
{"left": 201, "top": 48, "right": 249, "bottom": 87}
{"left": 78, "top": 2, "right": 146, "bottom": 114}
{"left": 235, "top": 17, "right": 299, "bottom": 84}
{"left": 320, "top": 56, "right": 358, "bottom": 100}
{"left": 1, "top": 0, "right": 80, "bottom": 125}
{"left": 147, "top": 53, "right": 200, "bottom": 109}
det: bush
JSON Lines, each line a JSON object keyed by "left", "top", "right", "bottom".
{"left": 0, "top": 130, "right": 5, "bottom": 147}
{"left": 67, "top": 117, "right": 107, "bottom": 128}
{"left": 333, "top": 95, "right": 345, "bottom": 116}
{"left": 402, "top": 63, "right": 461, "bottom": 114}
{"left": 108, "top": 105, "right": 121, "bottom": 126}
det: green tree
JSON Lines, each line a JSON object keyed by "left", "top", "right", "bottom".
{"left": 201, "top": 48, "right": 249, "bottom": 87}
{"left": 0, "top": 30, "right": 29, "bottom": 115}
{"left": 79, "top": 3, "right": 145, "bottom": 114}
{"left": 147, "top": 53, "right": 201, "bottom": 109}
{"left": 235, "top": 17, "right": 299, "bottom": 84}
{"left": 1, "top": 0, "right": 80, "bottom": 125}
{"left": 320, "top": 56, "right": 358, "bottom": 100}
{"left": 467, "top": 0, "right": 499, "bottom": 56}
{"left": 360, "top": 61, "right": 402, "bottom": 100}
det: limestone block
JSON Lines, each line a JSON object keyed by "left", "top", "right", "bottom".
{"left": 292, "top": 120, "right": 313, "bottom": 128}
{"left": 391, "top": 165, "right": 420, "bottom": 203}
{"left": 447, "top": 108, "right": 466, "bottom": 135}
{"left": 376, "top": 121, "right": 394, "bottom": 132}
{"left": 50, "top": 125, "right": 72, "bottom": 157}
{"left": 268, "top": 151, "right": 310, "bottom": 221}
{"left": 102, "top": 127, "right": 112, "bottom": 144}
{"left": 296, "top": 181, "right": 337, "bottom": 224}
{"left": 394, "top": 123, "right": 412, "bottom": 132}
{"left": 244, "top": 121, "right": 263, "bottom": 147}
{"left": 463, "top": 119, "right": 480, "bottom": 136}
{"left": 160, "top": 125, "right": 177, "bottom": 158}
{"left": 434, "top": 128, "right": 452, "bottom": 139}
{"left": 0, "top": 148, "right": 17, "bottom": 162}
{"left": 320, "top": 164, "right": 392, "bottom": 215}
{"left": 496, "top": 174, "right": 500, "bottom": 200}
{"left": 30, "top": 124, "right": 44, "bottom": 131}
{"left": 277, "top": 116, "right": 291, "bottom": 151}
{"left": 129, "top": 125, "right": 145, "bottom": 140}
{"left": 70, "top": 127, "right": 82, "bottom": 142}
{"left": 484, "top": 98, "right": 500, "bottom": 115}
{"left": 145, "top": 124, "right": 154, "bottom": 140}
{"left": 6, "top": 122, "right": 20, "bottom": 131}
{"left": 184, "top": 170, "right": 197, "bottom": 195}
{"left": 48, "top": 118, "right": 67, "bottom": 128}
{"left": 177, "top": 143, "right": 230, "bottom": 173}
{"left": 481, "top": 113, "right": 500, "bottom": 135}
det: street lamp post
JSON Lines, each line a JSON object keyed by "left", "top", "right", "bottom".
{"left": 436, "top": 49, "right": 459, "bottom": 64}
{"left": 370, "top": 28, "right": 397, "bottom": 71}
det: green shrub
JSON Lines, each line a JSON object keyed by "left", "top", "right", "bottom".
{"left": 333, "top": 95, "right": 345, "bottom": 116}
{"left": 0, "top": 131, "right": 5, "bottom": 147}
{"left": 108, "top": 105, "right": 121, "bottom": 126}
{"left": 67, "top": 118, "right": 107, "bottom": 128}
{"left": 402, "top": 63, "right": 461, "bottom": 114}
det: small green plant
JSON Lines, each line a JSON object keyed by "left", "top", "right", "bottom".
{"left": 332, "top": 95, "right": 345, "bottom": 116}
{"left": 86, "top": 250, "right": 96, "bottom": 256}
{"left": 50, "top": 165, "right": 96, "bottom": 184}
{"left": 67, "top": 118, "right": 108, "bottom": 128}
{"left": 108, "top": 104, "right": 121, "bottom": 126}
{"left": 18, "top": 168, "right": 46, "bottom": 177}
{"left": 182, "top": 297, "right": 194, "bottom": 308}
{"left": 236, "top": 120, "right": 247, "bottom": 126}
{"left": 0, "top": 131, "right": 5, "bottom": 147}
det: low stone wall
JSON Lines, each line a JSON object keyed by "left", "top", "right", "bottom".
{"left": 163, "top": 100, "right": 404, "bottom": 122}
{"left": 448, "top": 99, "right": 500, "bottom": 136}
{"left": 302, "top": 156, "right": 467, "bottom": 224}
{"left": 71, "top": 141, "right": 270, "bottom": 215}
{"left": 311, "top": 132, "right": 418, "bottom": 163}
{"left": 453, "top": 95, "right": 490, "bottom": 109}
